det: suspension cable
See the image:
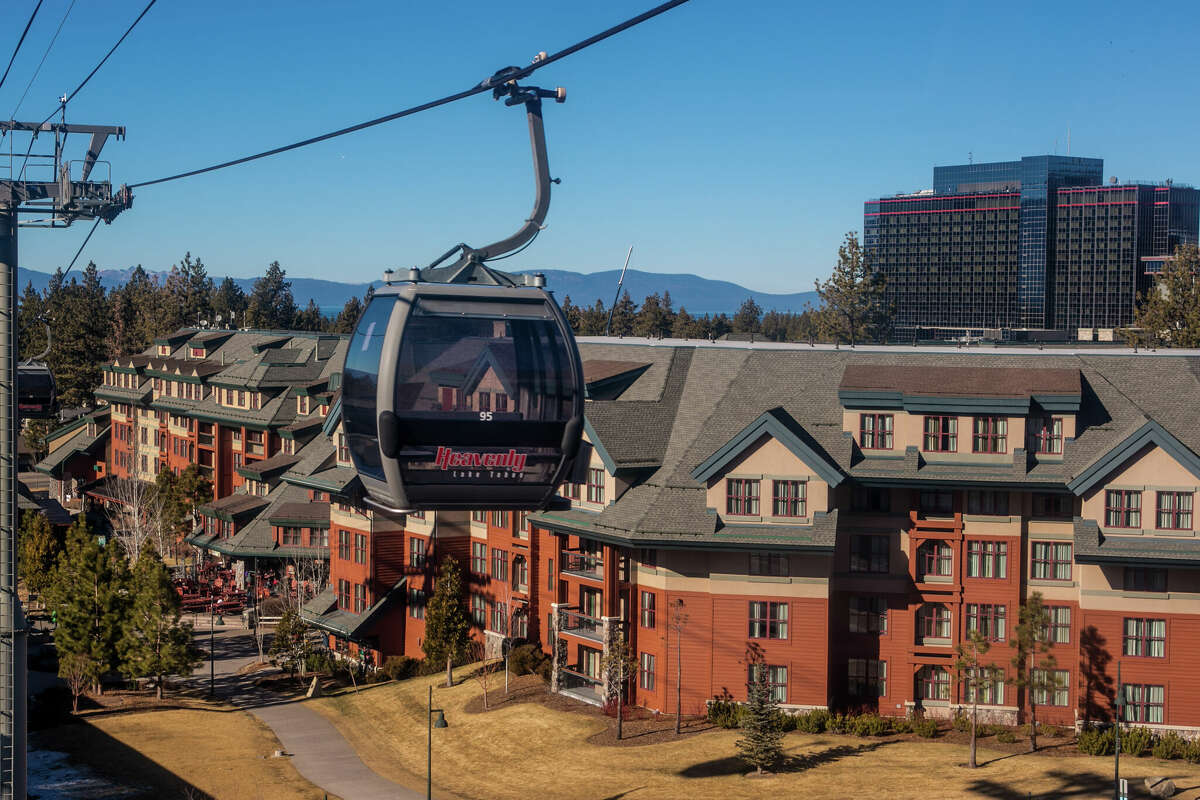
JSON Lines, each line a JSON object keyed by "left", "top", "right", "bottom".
{"left": 0, "top": 0, "right": 43, "bottom": 94}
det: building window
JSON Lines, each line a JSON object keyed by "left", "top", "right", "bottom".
{"left": 578, "top": 646, "right": 600, "bottom": 680}
{"left": 1029, "top": 417, "right": 1063, "bottom": 455}
{"left": 918, "top": 666, "right": 951, "bottom": 701}
{"left": 562, "top": 482, "right": 581, "bottom": 501}
{"left": 512, "top": 556, "right": 528, "bottom": 593}
{"left": 547, "top": 558, "right": 554, "bottom": 591}
{"left": 518, "top": 511, "right": 529, "bottom": 536}
{"left": 409, "top": 537, "right": 426, "bottom": 568}
{"left": 491, "top": 601, "right": 507, "bottom": 635}
{"left": 1124, "top": 566, "right": 1167, "bottom": 593}
{"left": 1123, "top": 618, "right": 1166, "bottom": 658}
{"left": 471, "top": 510, "right": 486, "bottom": 523}
{"left": 511, "top": 608, "right": 528, "bottom": 639}
{"left": 408, "top": 588, "right": 426, "bottom": 619}
{"left": 852, "top": 486, "right": 891, "bottom": 513}
{"left": 966, "top": 490, "right": 1009, "bottom": 516}
{"left": 771, "top": 480, "right": 806, "bottom": 517}
{"left": 639, "top": 548, "right": 657, "bottom": 569}
{"left": 923, "top": 415, "right": 957, "bottom": 452}
{"left": 918, "top": 604, "right": 951, "bottom": 640}
{"left": 640, "top": 591, "right": 656, "bottom": 628}
{"left": 726, "top": 478, "right": 759, "bottom": 516}
{"left": 1032, "top": 493, "right": 1073, "bottom": 518}
{"left": 848, "top": 596, "right": 887, "bottom": 634}
{"left": 962, "top": 668, "right": 1005, "bottom": 705}
{"left": 408, "top": 510, "right": 425, "bottom": 520}
{"left": 316, "top": 528, "right": 329, "bottom": 548}
{"left": 748, "top": 601, "right": 788, "bottom": 640}
{"left": 353, "top": 583, "right": 367, "bottom": 614}
{"left": 491, "top": 548, "right": 508, "bottom": 581}
{"left": 1105, "top": 490, "right": 1141, "bottom": 528}
{"left": 336, "top": 433, "right": 349, "bottom": 463}
{"left": 847, "top": 658, "right": 886, "bottom": 698}
{"left": 1032, "top": 668, "right": 1070, "bottom": 706}
{"left": 586, "top": 468, "right": 605, "bottom": 504}
{"left": 919, "top": 490, "right": 954, "bottom": 515}
{"left": 1031, "top": 542, "right": 1072, "bottom": 581}
{"left": 1156, "top": 491, "right": 1193, "bottom": 531}
{"left": 749, "top": 552, "right": 788, "bottom": 577}
{"left": 639, "top": 652, "right": 656, "bottom": 691}
{"left": 850, "top": 535, "right": 889, "bottom": 574}
{"left": 1045, "top": 606, "right": 1071, "bottom": 644}
{"left": 337, "top": 579, "right": 350, "bottom": 611}
{"left": 747, "top": 664, "right": 787, "bottom": 704}
{"left": 495, "top": 393, "right": 509, "bottom": 412}
{"left": 966, "top": 540, "right": 1007, "bottom": 579}
{"left": 966, "top": 603, "right": 1007, "bottom": 642}
{"left": 281, "top": 527, "right": 301, "bottom": 546}
{"left": 859, "top": 414, "right": 894, "bottom": 450}
{"left": 470, "top": 594, "right": 486, "bottom": 627}
{"left": 471, "top": 542, "right": 487, "bottom": 574}
{"left": 354, "top": 533, "right": 368, "bottom": 565}
{"left": 1122, "top": 684, "right": 1164, "bottom": 724}
{"left": 917, "top": 541, "right": 952, "bottom": 580}
{"left": 972, "top": 416, "right": 1007, "bottom": 453}
{"left": 490, "top": 510, "right": 509, "bottom": 528}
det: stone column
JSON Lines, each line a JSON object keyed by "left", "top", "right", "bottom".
{"left": 549, "top": 602, "right": 568, "bottom": 693}
{"left": 600, "top": 615, "right": 623, "bottom": 702}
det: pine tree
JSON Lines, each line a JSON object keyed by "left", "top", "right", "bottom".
{"left": 731, "top": 298, "right": 763, "bottom": 334}
{"left": 246, "top": 261, "right": 297, "bottom": 330}
{"left": 269, "top": 606, "right": 311, "bottom": 677}
{"left": 423, "top": 556, "right": 470, "bottom": 687}
{"left": 1131, "top": 243, "right": 1200, "bottom": 346}
{"left": 110, "top": 266, "right": 162, "bottom": 355}
{"left": 120, "top": 550, "right": 201, "bottom": 699}
{"left": 736, "top": 661, "right": 784, "bottom": 774}
{"left": 47, "top": 518, "right": 129, "bottom": 693}
{"left": 579, "top": 299, "right": 608, "bottom": 335}
{"left": 331, "top": 295, "right": 365, "bottom": 334}
{"left": 559, "top": 295, "right": 582, "bottom": 334}
{"left": 1010, "top": 591, "right": 1058, "bottom": 753}
{"left": 634, "top": 293, "right": 674, "bottom": 339}
{"left": 292, "top": 299, "right": 326, "bottom": 332}
{"left": 671, "top": 307, "right": 697, "bottom": 338}
{"left": 608, "top": 291, "right": 638, "bottom": 336}
{"left": 163, "top": 252, "right": 215, "bottom": 330}
{"left": 814, "top": 231, "right": 892, "bottom": 345}
{"left": 17, "top": 281, "right": 45, "bottom": 360}
{"left": 210, "top": 276, "right": 248, "bottom": 328}
{"left": 18, "top": 511, "right": 59, "bottom": 598}
{"left": 50, "top": 263, "right": 110, "bottom": 407}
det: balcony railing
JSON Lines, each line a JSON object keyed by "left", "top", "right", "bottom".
{"left": 559, "top": 609, "right": 603, "bottom": 642}
{"left": 560, "top": 550, "right": 603, "bottom": 580}
{"left": 559, "top": 667, "right": 603, "bottom": 705}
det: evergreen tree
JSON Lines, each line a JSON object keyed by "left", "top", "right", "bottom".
{"left": 110, "top": 266, "right": 161, "bottom": 355}
{"left": 50, "top": 263, "right": 110, "bottom": 408}
{"left": 578, "top": 299, "right": 608, "bottom": 335}
{"left": 210, "top": 275, "right": 248, "bottom": 329}
{"left": 559, "top": 295, "right": 582, "bottom": 334}
{"left": 608, "top": 291, "right": 638, "bottom": 336}
{"left": 736, "top": 661, "right": 784, "bottom": 774}
{"left": 731, "top": 298, "right": 763, "bottom": 334}
{"left": 120, "top": 550, "right": 201, "bottom": 698}
{"left": 175, "top": 464, "right": 214, "bottom": 518}
{"left": 18, "top": 511, "right": 59, "bottom": 598}
{"left": 269, "top": 606, "right": 311, "bottom": 677}
{"left": 1131, "top": 243, "right": 1200, "bottom": 346}
{"left": 246, "top": 261, "right": 297, "bottom": 330}
{"left": 814, "top": 231, "right": 892, "bottom": 345}
{"left": 292, "top": 299, "right": 326, "bottom": 332}
{"left": 47, "top": 517, "right": 129, "bottom": 693}
{"left": 1010, "top": 591, "right": 1059, "bottom": 752}
{"left": 331, "top": 295, "right": 365, "bottom": 334}
{"left": 163, "top": 253, "right": 214, "bottom": 330}
{"left": 634, "top": 293, "right": 674, "bottom": 339}
{"left": 23, "top": 418, "right": 53, "bottom": 462}
{"left": 17, "top": 281, "right": 45, "bottom": 360}
{"left": 422, "top": 555, "right": 470, "bottom": 687}
{"left": 671, "top": 307, "right": 698, "bottom": 338}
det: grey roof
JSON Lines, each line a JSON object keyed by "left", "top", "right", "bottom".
{"left": 35, "top": 414, "right": 109, "bottom": 477}
{"left": 218, "top": 481, "right": 329, "bottom": 559}
{"left": 198, "top": 493, "right": 269, "bottom": 522}
{"left": 1074, "top": 518, "right": 1200, "bottom": 567}
{"left": 540, "top": 338, "right": 1200, "bottom": 547}
{"left": 301, "top": 579, "right": 407, "bottom": 643}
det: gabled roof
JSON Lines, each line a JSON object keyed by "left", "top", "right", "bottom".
{"left": 1074, "top": 517, "right": 1200, "bottom": 567}
{"left": 269, "top": 502, "right": 331, "bottom": 528}
{"left": 1066, "top": 419, "right": 1200, "bottom": 494}
{"left": 301, "top": 578, "right": 408, "bottom": 643}
{"left": 235, "top": 452, "right": 301, "bottom": 480}
{"left": 838, "top": 364, "right": 1082, "bottom": 414}
{"left": 690, "top": 407, "right": 844, "bottom": 487}
{"left": 198, "top": 493, "right": 269, "bottom": 523}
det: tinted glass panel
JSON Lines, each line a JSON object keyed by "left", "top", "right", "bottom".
{"left": 392, "top": 299, "right": 575, "bottom": 487}
{"left": 342, "top": 298, "right": 393, "bottom": 480}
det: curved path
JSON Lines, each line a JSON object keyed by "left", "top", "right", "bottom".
{"left": 189, "top": 624, "right": 424, "bottom": 800}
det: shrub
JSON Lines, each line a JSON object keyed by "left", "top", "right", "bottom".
{"left": 1153, "top": 731, "right": 1187, "bottom": 760}
{"left": 795, "top": 708, "right": 829, "bottom": 734}
{"left": 913, "top": 719, "right": 939, "bottom": 738}
{"left": 507, "top": 643, "right": 546, "bottom": 676}
{"left": 535, "top": 658, "right": 552, "bottom": 684}
{"left": 1121, "top": 726, "right": 1154, "bottom": 757}
{"left": 851, "top": 714, "right": 891, "bottom": 737}
{"left": 382, "top": 655, "right": 419, "bottom": 681}
{"left": 707, "top": 699, "right": 743, "bottom": 729}
{"left": 827, "top": 713, "right": 853, "bottom": 735}
{"left": 1042, "top": 724, "right": 1063, "bottom": 738}
{"left": 776, "top": 711, "right": 798, "bottom": 732}
{"left": 980, "top": 724, "right": 1006, "bottom": 737}
{"left": 996, "top": 730, "right": 1017, "bottom": 744}
{"left": 952, "top": 712, "right": 970, "bottom": 732}
{"left": 1183, "top": 739, "right": 1200, "bottom": 764}
{"left": 892, "top": 718, "right": 913, "bottom": 734}
{"left": 304, "top": 650, "right": 335, "bottom": 674}
{"left": 1078, "top": 725, "right": 1115, "bottom": 756}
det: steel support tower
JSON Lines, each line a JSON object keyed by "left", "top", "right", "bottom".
{"left": 0, "top": 119, "right": 131, "bottom": 799}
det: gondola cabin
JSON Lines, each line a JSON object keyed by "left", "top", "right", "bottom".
{"left": 341, "top": 281, "right": 584, "bottom": 512}
{"left": 17, "top": 362, "right": 57, "bottom": 419}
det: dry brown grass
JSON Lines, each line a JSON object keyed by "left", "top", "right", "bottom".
{"left": 35, "top": 707, "right": 333, "bottom": 800}
{"left": 309, "top": 673, "right": 1200, "bottom": 799}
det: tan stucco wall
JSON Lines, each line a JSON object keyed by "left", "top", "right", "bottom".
{"left": 637, "top": 549, "right": 831, "bottom": 599}
{"left": 1081, "top": 444, "right": 1200, "bottom": 535}
{"left": 704, "top": 434, "right": 829, "bottom": 521}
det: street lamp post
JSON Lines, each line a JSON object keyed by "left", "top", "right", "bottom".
{"left": 208, "top": 589, "right": 216, "bottom": 697}
{"left": 427, "top": 684, "right": 448, "bottom": 800}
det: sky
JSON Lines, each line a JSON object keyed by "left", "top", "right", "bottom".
{"left": 4, "top": 0, "right": 1200, "bottom": 294}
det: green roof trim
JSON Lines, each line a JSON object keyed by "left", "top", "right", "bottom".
{"left": 1067, "top": 420, "right": 1200, "bottom": 495}
{"left": 690, "top": 408, "right": 845, "bottom": 487}
{"left": 583, "top": 418, "right": 617, "bottom": 474}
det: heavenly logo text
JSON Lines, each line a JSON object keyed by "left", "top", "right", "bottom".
{"left": 434, "top": 447, "right": 527, "bottom": 473}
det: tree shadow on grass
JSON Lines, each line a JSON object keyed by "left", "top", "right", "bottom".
{"left": 677, "top": 740, "right": 895, "bottom": 779}
{"left": 963, "top": 768, "right": 1133, "bottom": 799}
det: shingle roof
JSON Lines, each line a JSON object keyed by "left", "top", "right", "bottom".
{"left": 839, "top": 364, "right": 1081, "bottom": 398}
{"left": 1074, "top": 518, "right": 1200, "bottom": 567}
{"left": 269, "top": 502, "right": 330, "bottom": 527}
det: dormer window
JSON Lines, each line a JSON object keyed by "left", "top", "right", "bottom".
{"left": 336, "top": 433, "right": 349, "bottom": 463}
{"left": 1029, "top": 417, "right": 1063, "bottom": 454}
{"left": 726, "top": 478, "right": 759, "bottom": 516}
{"left": 157, "top": 344, "right": 170, "bottom": 356}
{"left": 971, "top": 417, "right": 1007, "bottom": 454}
{"left": 190, "top": 346, "right": 205, "bottom": 358}
{"left": 298, "top": 395, "right": 311, "bottom": 415}
{"left": 859, "top": 414, "right": 893, "bottom": 450}
{"left": 771, "top": 480, "right": 806, "bottom": 517}
{"left": 923, "top": 416, "right": 957, "bottom": 452}
{"left": 282, "top": 438, "right": 295, "bottom": 455}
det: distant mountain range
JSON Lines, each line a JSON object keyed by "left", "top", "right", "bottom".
{"left": 16, "top": 266, "right": 819, "bottom": 316}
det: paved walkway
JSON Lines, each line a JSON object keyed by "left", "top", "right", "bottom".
{"left": 188, "top": 625, "right": 425, "bottom": 800}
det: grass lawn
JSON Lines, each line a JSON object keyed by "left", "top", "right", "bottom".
{"left": 309, "top": 672, "right": 1200, "bottom": 799}
{"left": 34, "top": 707, "right": 333, "bottom": 800}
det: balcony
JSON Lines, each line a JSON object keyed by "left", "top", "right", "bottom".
{"left": 559, "top": 668, "right": 602, "bottom": 706}
{"left": 559, "top": 610, "right": 603, "bottom": 643}
{"left": 560, "top": 550, "right": 603, "bottom": 581}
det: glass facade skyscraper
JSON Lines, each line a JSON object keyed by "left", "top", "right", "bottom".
{"left": 864, "top": 155, "right": 1196, "bottom": 338}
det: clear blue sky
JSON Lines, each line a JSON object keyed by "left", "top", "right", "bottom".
{"left": 7, "top": 0, "right": 1200, "bottom": 294}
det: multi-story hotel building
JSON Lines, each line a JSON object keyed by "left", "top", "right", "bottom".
{"left": 36, "top": 328, "right": 1200, "bottom": 733}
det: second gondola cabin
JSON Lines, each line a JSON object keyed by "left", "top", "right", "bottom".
{"left": 341, "top": 281, "right": 585, "bottom": 512}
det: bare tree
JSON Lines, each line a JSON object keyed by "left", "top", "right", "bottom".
{"left": 59, "top": 652, "right": 92, "bottom": 713}
{"left": 104, "top": 476, "right": 159, "bottom": 562}
{"left": 600, "top": 627, "right": 638, "bottom": 740}
{"left": 470, "top": 641, "right": 503, "bottom": 710}
{"left": 668, "top": 598, "right": 689, "bottom": 735}
{"left": 284, "top": 551, "right": 330, "bottom": 612}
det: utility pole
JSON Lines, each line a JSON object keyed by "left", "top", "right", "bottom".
{"left": 0, "top": 118, "right": 131, "bottom": 800}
